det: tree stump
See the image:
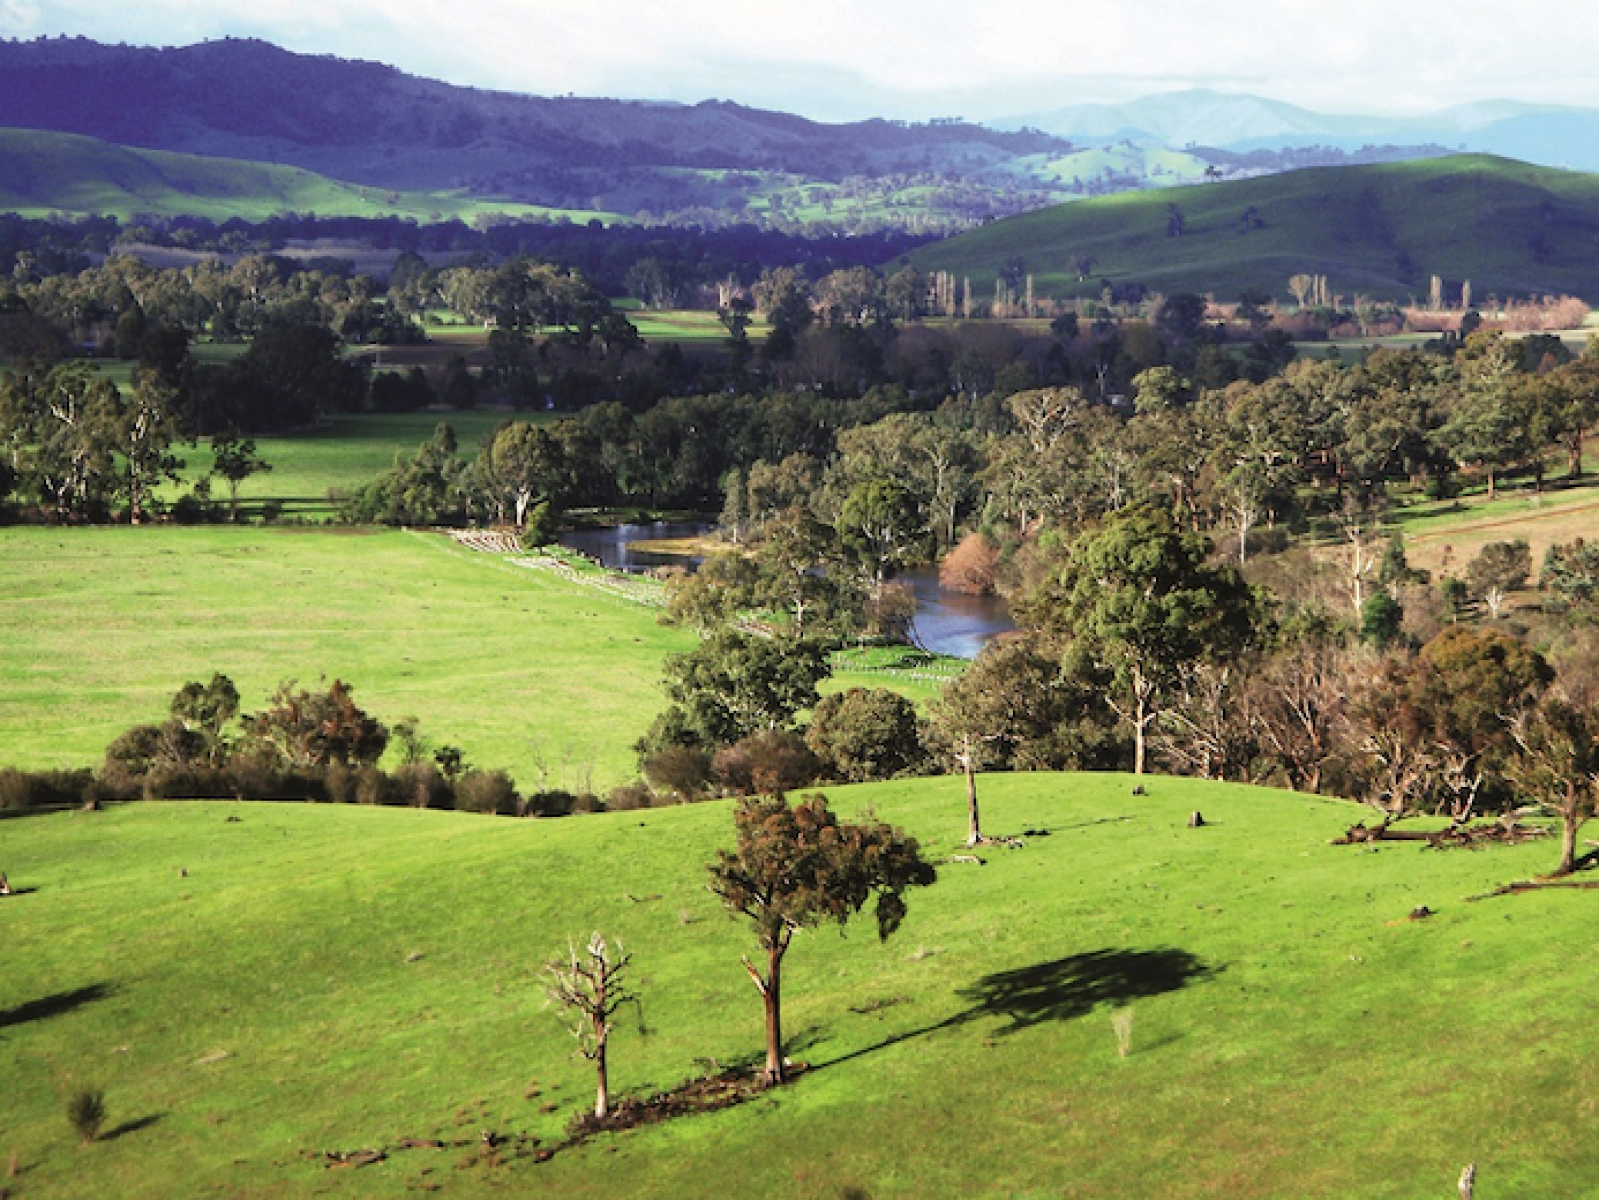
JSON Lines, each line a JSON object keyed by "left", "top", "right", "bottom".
{"left": 1187, "top": 811, "right": 1205, "bottom": 828}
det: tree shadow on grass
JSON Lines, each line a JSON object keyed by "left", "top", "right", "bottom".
{"left": 960, "top": 947, "right": 1215, "bottom": 1034}
{"left": 0, "top": 982, "right": 113, "bottom": 1031}
{"left": 102, "top": 1113, "right": 164, "bottom": 1142}
{"left": 818, "top": 946, "right": 1216, "bottom": 1069}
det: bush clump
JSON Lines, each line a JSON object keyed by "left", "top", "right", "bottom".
{"left": 67, "top": 1087, "right": 107, "bottom": 1145}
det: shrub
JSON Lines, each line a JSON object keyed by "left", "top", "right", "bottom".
{"left": 0, "top": 767, "right": 93, "bottom": 810}
{"left": 643, "top": 745, "right": 713, "bottom": 803}
{"left": 390, "top": 762, "right": 452, "bottom": 809}
{"left": 605, "top": 781, "right": 653, "bottom": 811}
{"left": 67, "top": 1087, "right": 107, "bottom": 1144}
{"left": 712, "top": 730, "right": 821, "bottom": 795}
{"left": 454, "top": 769, "right": 519, "bottom": 815}
{"left": 525, "top": 789, "right": 578, "bottom": 818}
{"left": 354, "top": 765, "right": 394, "bottom": 806}
{"left": 142, "top": 764, "right": 235, "bottom": 800}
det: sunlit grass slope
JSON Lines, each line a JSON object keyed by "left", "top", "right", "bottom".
{"left": 2, "top": 775, "right": 1593, "bottom": 1198}
{"left": 905, "top": 154, "right": 1599, "bottom": 302}
{"left": 0, "top": 128, "right": 600, "bottom": 222}
{"left": 0, "top": 525, "right": 694, "bottom": 788}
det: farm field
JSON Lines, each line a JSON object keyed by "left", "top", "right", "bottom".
{"left": 1386, "top": 479, "right": 1599, "bottom": 582}
{"left": 3, "top": 776, "right": 1593, "bottom": 1198}
{"left": 181, "top": 411, "right": 517, "bottom": 520}
{"left": 0, "top": 525, "right": 695, "bottom": 789}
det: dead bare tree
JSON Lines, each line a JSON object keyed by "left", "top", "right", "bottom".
{"left": 545, "top": 932, "right": 637, "bottom": 1120}
{"left": 1504, "top": 689, "right": 1599, "bottom": 876}
{"left": 1247, "top": 641, "right": 1356, "bottom": 795}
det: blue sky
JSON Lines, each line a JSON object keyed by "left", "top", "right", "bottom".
{"left": 4, "top": 0, "right": 1598, "bottom": 123}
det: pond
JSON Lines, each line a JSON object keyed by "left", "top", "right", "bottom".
{"left": 559, "top": 522, "right": 1014, "bottom": 659}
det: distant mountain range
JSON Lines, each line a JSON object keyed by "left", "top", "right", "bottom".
{"left": 0, "top": 37, "right": 1062, "bottom": 196}
{"left": 996, "top": 90, "right": 1599, "bottom": 173}
{"left": 2, "top": 36, "right": 1598, "bottom": 235}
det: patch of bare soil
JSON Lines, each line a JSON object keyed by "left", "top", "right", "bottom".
{"left": 566, "top": 1062, "right": 798, "bottom": 1139}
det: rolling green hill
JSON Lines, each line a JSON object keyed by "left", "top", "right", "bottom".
{"left": 0, "top": 525, "right": 695, "bottom": 789}
{"left": 903, "top": 154, "right": 1599, "bottom": 303}
{"left": 3, "top": 779, "right": 1592, "bottom": 1198}
{"left": 0, "top": 128, "right": 596, "bottom": 222}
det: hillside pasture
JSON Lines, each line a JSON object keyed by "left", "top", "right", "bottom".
{"left": 0, "top": 127, "right": 614, "bottom": 224}
{"left": 0, "top": 525, "right": 693, "bottom": 789}
{"left": 904, "top": 154, "right": 1599, "bottom": 303}
{"left": 1, "top": 777, "right": 1593, "bottom": 1198}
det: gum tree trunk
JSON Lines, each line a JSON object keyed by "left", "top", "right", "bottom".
{"left": 762, "top": 946, "right": 785, "bottom": 1085}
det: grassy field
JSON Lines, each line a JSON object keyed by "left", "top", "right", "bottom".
{"left": 2, "top": 776, "right": 1592, "bottom": 1198}
{"left": 0, "top": 128, "right": 620, "bottom": 224}
{"left": 1387, "top": 478, "right": 1599, "bottom": 581}
{"left": 0, "top": 526, "right": 694, "bottom": 790}
{"left": 904, "top": 153, "right": 1599, "bottom": 302}
{"left": 180, "top": 412, "right": 517, "bottom": 520}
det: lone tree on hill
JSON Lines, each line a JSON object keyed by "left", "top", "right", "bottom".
{"left": 707, "top": 793, "right": 935, "bottom": 1086}
{"left": 545, "top": 932, "right": 637, "bottom": 1121}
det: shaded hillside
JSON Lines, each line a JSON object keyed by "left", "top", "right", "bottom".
{"left": 0, "top": 37, "right": 1065, "bottom": 197}
{"left": 901, "top": 154, "right": 1599, "bottom": 303}
{"left": 0, "top": 128, "right": 567, "bottom": 221}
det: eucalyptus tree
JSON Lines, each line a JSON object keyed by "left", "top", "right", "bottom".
{"left": 708, "top": 793, "right": 935, "bottom": 1085}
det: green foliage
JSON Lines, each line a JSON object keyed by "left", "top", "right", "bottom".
{"left": 207, "top": 431, "right": 271, "bottom": 522}
{"left": 930, "top": 638, "right": 1122, "bottom": 773}
{"left": 338, "top": 422, "right": 470, "bottom": 525}
{"left": 1542, "top": 538, "right": 1599, "bottom": 617}
{"left": 1022, "top": 506, "right": 1258, "bottom": 772}
{"left": 1359, "top": 587, "right": 1404, "bottom": 649}
{"left": 656, "top": 631, "right": 831, "bottom": 750}
{"left": 805, "top": 688, "right": 927, "bottom": 783}
{"left": 1413, "top": 626, "right": 1552, "bottom": 761}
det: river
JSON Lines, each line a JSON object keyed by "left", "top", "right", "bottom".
{"left": 559, "top": 521, "right": 1014, "bottom": 659}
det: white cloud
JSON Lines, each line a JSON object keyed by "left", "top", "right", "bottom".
{"left": 12, "top": 0, "right": 1599, "bottom": 119}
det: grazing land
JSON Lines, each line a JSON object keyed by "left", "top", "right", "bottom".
{"left": 1386, "top": 479, "right": 1599, "bottom": 581}
{"left": 179, "top": 411, "right": 517, "bottom": 521}
{"left": 0, "top": 129, "right": 599, "bottom": 223}
{"left": 904, "top": 154, "right": 1599, "bottom": 301}
{"left": 0, "top": 525, "right": 695, "bottom": 789}
{"left": 3, "top": 777, "right": 1593, "bottom": 1198}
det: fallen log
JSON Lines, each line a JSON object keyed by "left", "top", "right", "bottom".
{"left": 1466, "top": 878, "right": 1599, "bottom": 902}
{"left": 1333, "top": 820, "right": 1549, "bottom": 848}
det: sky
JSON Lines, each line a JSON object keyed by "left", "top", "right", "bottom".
{"left": 5, "top": 0, "right": 1599, "bottom": 124}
